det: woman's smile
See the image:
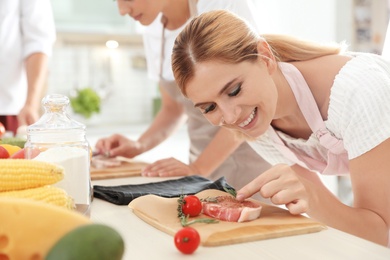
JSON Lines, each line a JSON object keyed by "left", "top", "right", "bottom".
{"left": 238, "top": 107, "right": 257, "bottom": 128}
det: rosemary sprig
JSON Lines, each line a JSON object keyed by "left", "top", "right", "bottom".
{"left": 180, "top": 215, "right": 218, "bottom": 227}
{"left": 223, "top": 186, "right": 237, "bottom": 198}
{"left": 177, "top": 194, "right": 185, "bottom": 218}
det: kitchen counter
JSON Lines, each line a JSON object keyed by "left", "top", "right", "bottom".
{"left": 90, "top": 176, "right": 390, "bottom": 260}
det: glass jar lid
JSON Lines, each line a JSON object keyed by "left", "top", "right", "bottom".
{"left": 27, "top": 94, "right": 86, "bottom": 143}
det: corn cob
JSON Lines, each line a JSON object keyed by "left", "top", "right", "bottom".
{"left": 0, "top": 159, "right": 64, "bottom": 192}
{"left": 0, "top": 185, "right": 75, "bottom": 210}
{"left": 0, "top": 197, "right": 91, "bottom": 259}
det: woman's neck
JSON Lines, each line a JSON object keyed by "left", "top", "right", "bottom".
{"left": 271, "top": 67, "right": 312, "bottom": 139}
{"left": 272, "top": 68, "right": 298, "bottom": 120}
{"left": 162, "top": 0, "right": 190, "bottom": 30}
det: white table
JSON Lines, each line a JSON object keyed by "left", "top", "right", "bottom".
{"left": 90, "top": 176, "right": 390, "bottom": 260}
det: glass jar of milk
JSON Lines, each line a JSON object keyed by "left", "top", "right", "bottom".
{"left": 25, "top": 94, "right": 92, "bottom": 215}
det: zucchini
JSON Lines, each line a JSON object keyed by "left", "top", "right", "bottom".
{"left": 46, "top": 224, "right": 125, "bottom": 260}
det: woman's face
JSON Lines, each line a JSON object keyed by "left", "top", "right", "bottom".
{"left": 185, "top": 59, "right": 278, "bottom": 139}
{"left": 116, "top": 0, "right": 163, "bottom": 26}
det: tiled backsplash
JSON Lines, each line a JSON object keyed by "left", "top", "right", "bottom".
{"left": 47, "top": 41, "right": 157, "bottom": 126}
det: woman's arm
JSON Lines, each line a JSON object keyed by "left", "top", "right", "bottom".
{"left": 346, "top": 138, "right": 390, "bottom": 245}
{"left": 136, "top": 84, "right": 187, "bottom": 153}
{"left": 189, "top": 127, "right": 243, "bottom": 176}
{"left": 142, "top": 126, "right": 245, "bottom": 177}
{"left": 236, "top": 139, "right": 390, "bottom": 246}
{"left": 301, "top": 139, "right": 390, "bottom": 245}
{"left": 294, "top": 159, "right": 389, "bottom": 246}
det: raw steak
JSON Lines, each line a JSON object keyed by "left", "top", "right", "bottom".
{"left": 202, "top": 196, "right": 262, "bottom": 222}
{"left": 91, "top": 155, "right": 122, "bottom": 169}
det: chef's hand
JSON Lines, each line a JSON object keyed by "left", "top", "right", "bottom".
{"left": 18, "top": 105, "right": 40, "bottom": 127}
{"left": 95, "top": 134, "right": 143, "bottom": 158}
{"left": 142, "top": 157, "right": 197, "bottom": 177}
{"left": 236, "top": 164, "right": 310, "bottom": 215}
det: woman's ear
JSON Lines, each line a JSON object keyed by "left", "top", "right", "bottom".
{"left": 256, "top": 40, "right": 277, "bottom": 74}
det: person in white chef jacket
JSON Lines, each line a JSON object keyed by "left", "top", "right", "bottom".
{"left": 95, "top": 0, "right": 272, "bottom": 193}
{"left": 0, "top": 0, "right": 56, "bottom": 135}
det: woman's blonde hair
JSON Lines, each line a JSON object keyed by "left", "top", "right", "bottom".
{"left": 172, "top": 10, "right": 345, "bottom": 96}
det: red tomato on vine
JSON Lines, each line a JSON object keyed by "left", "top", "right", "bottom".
{"left": 180, "top": 195, "right": 202, "bottom": 217}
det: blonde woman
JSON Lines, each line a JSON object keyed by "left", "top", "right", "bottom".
{"left": 172, "top": 10, "right": 390, "bottom": 246}
{"left": 95, "top": 0, "right": 271, "bottom": 191}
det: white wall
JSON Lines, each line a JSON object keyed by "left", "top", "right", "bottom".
{"left": 253, "top": 0, "right": 352, "bottom": 43}
{"left": 51, "top": 0, "right": 137, "bottom": 34}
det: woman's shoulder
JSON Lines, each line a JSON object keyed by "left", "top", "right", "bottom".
{"left": 291, "top": 55, "right": 352, "bottom": 119}
{"left": 293, "top": 55, "right": 352, "bottom": 80}
{"left": 328, "top": 53, "right": 390, "bottom": 119}
{"left": 327, "top": 53, "right": 390, "bottom": 158}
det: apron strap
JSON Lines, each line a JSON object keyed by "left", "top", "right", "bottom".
{"left": 278, "top": 62, "right": 345, "bottom": 154}
{"left": 159, "top": 0, "right": 198, "bottom": 80}
{"left": 188, "top": 0, "right": 198, "bottom": 16}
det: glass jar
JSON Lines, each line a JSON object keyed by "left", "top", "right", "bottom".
{"left": 25, "top": 94, "right": 92, "bottom": 216}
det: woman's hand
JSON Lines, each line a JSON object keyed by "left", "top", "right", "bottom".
{"left": 142, "top": 157, "right": 198, "bottom": 177}
{"left": 94, "top": 134, "right": 143, "bottom": 158}
{"left": 236, "top": 164, "right": 311, "bottom": 215}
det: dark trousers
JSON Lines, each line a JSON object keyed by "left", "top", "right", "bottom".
{"left": 0, "top": 115, "right": 18, "bottom": 136}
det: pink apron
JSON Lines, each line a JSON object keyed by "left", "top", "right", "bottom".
{"left": 271, "top": 62, "right": 390, "bottom": 246}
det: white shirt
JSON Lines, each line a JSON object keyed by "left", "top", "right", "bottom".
{"left": 142, "top": 0, "right": 259, "bottom": 82}
{"left": 0, "top": 0, "right": 56, "bottom": 114}
{"left": 248, "top": 53, "right": 390, "bottom": 175}
{"left": 383, "top": 19, "right": 390, "bottom": 59}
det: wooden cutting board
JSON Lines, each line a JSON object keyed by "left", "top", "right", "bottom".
{"left": 129, "top": 189, "right": 326, "bottom": 246}
{"left": 90, "top": 161, "right": 149, "bottom": 180}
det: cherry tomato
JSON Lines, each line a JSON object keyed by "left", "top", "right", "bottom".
{"left": 174, "top": 227, "right": 200, "bottom": 254}
{"left": 0, "top": 122, "right": 5, "bottom": 138}
{"left": 0, "top": 146, "right": 9, "bottom": 159}
{"left": 181, "top": 195, "right": 202, "bottom": 217}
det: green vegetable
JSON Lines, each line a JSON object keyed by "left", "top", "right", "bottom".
{"left": 70, "top": 88, "right": 101, "bottom": 119}
{"left": 45, "top": 224, "right": 125, "bottom": 260}
{"left": 0, "top": 137, "right": 26, "bottom": 148}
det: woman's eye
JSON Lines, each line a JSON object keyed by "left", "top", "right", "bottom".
{"left": 203, "top": 103, "right": 216, "bottom": 114}
{"left": 228, "top": 84, "right": 242, "bottom": 97}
